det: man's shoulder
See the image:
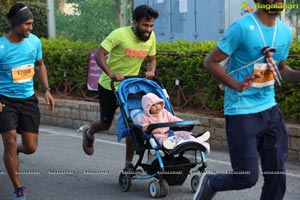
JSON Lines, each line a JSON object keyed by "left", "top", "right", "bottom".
{"left": 232, "top": 13, "right": 254, "bottom": 27}
{"left": 277, "top": 19, "right": 292, "bottom": 32}
{"left": 224, "top": 14, "right": 253, "bottom": 35}
{"left": 0, "top": 35, "right": 7, "bottom": 43}
{"left": 25, "top": 33, "right": 41, "bottom": 45}
{"left": 111, "top": 26, "right": 131, "bottom": 34}
{"left": 28, "top": 33, "right": 40, "bottom": 40}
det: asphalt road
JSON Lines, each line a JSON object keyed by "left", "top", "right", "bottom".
{"left": 0, "top": 125, "right": 299, "bottom": 200}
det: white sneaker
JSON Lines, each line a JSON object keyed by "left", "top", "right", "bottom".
{"left": 195, "top": 131, "right": 210, "bottom": 143}
{"left": 163, "top": 140, "right": 176, "bottom": 150}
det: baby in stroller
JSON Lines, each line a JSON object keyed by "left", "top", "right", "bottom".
{"left": 115, "top": 77, "right": 210, "bottom": 198}
{"left": 140, "top": 93, "right": 210, "bottom": 151}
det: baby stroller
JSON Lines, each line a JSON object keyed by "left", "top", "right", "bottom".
{"left": 112, "top": 76, "right": 209, "bottom": 198}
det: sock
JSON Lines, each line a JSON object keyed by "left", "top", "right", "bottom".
{"left": 125, "top": 161, "right": 133, "bottom": 167}
{"left": 85, "top": 128, "right": 93, "bottom": 139}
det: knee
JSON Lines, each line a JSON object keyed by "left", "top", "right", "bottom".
{"left": 102, "top": 122, "right": 111, "bottom": 130}
{"left": 23, "top": 143, "right": 37, "bottom": 154}
{"left": 234, "top": 173, "right": 259, "bottom": 189}
{"left": 93, "top": 120, "right": 111, "bottom": 131}
{"left": 2, "top": 134, "right": 17, "bottom": 151}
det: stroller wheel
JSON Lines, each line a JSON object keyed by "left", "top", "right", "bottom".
{"left": 119, "top": 172, "right": 132, "bottom": 192}
{"left": 159, "top": 179, "right": 169, "bottom": 197}
{"left": 191, "top": 174, "right": 201, "bottom": 192}
{"left": 149, "top": 180, "right": 161, "bottom": 198}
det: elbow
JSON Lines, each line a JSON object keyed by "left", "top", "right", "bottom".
{"left": 203, "top": 59, "right": 209, "bottom": 70}
{"left": 203, "top": 57, "right": 212, "bottom": 73}
{"left": 95, "top": 47, "right": 108, "bottom": 64}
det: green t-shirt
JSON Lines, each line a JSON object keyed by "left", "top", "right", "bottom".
{"left": 99, "top": 26, "right": 156, "bottom": 90}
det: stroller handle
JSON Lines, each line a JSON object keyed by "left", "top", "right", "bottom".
{"left": 110, "top": 75, "right": 163, "bottom": 91}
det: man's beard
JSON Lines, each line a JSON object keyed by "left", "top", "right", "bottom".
{"left": 136, "top": 27, "right": 151, "bottom": 42}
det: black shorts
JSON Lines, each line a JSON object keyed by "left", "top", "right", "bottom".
{"left": 0, "top": 94, "right": 40, "bottom": 134}
{"left": 98, "top": 84, "right": 118, "bottom": 123}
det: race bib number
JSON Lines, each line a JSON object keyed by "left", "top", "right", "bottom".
{"left": 12, "top": 63, "right": 35, "bottom": 83}
{"left": 252, "top": 63, "right": 275, "bottom": 88}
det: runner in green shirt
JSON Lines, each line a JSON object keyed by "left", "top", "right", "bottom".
{"left": 81, "top": 4, "right": 159, "bottom": 171}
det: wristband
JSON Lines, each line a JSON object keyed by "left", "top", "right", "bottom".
{"left": 42, "top": 87, "right": 51, "bottom": 94}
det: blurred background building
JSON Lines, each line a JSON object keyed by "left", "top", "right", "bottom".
{"left": 1, "top": 0, "right": 299, "bottom": 42}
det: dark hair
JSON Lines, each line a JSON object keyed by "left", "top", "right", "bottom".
{"left": 6, "top": 3, "right": 33, "bottom": 28}
{"left": 132, "top": 5, "right": 159, "bottom": 22}
{"left": 6, "top": 3, "right": 26, "bottom": 20}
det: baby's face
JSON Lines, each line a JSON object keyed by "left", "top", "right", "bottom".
{"left": 149, "top": 102, "right": 162, "bottom": 114}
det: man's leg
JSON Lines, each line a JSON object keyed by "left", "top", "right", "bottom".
{"left": 82, "top": 120, "right": 111, "bottom": 155}
{"left": 83, "top": 84, "right": 117, "bottom": 155}
{"left": 0, "top": 95, "right": 38, "bottom": 199}
{"left": 258, "top": 106, "right": 287, "bottom": 200}
{"left": 194, "top": 113, "right": 264, "bottom": 200}
{"left": 1, "top": 130, "right": 21, "bottom": 189}
{"left": 125, "top": 136, "right": 134, "bottom": 170}
{"left": 209, "top": 114, "right": 261, "bottom": 191}
{"left": 18, "top": 131, "right": 38, "bottom": 154}
{"left": 17, "top": 94, "right": 40, "bottom": 155}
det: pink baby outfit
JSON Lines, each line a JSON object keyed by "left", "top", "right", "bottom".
{"left": 140, "top": 93, "right": 193, "bottom": 145}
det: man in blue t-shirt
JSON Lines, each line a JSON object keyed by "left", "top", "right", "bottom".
{"left": 0, "top": 3, "right": 55, "bottom": 200}
{"left": 194, "top": 0, "right": 300, "bottom": 200}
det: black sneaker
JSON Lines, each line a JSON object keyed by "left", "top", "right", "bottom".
{"left": 123, "top": 163, "right": 134, "bottom": 172}
{"left": 13, "top": 186, "right": 26, "bottom": 200}
{"left": 193, "top": 173, "right": 216, "bottom": 200}
{"left": 82, "top": 125, "right": 94, "bottom": 156}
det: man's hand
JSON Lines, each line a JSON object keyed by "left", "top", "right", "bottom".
{"left": 238, "top": 73, "right": 261, "bottom": 92}
{"left": 145, "top": 71, "right": 155, "bottom": 79}
{"left": 111, "top": 73, "right": 124, "bottom": 81}
{"left": 44, "top": 92, "right": 55, "bottom": 112}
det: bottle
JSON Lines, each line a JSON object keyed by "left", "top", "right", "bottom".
{"left": 149, "top": 138, "right": 157, "bottom": 148}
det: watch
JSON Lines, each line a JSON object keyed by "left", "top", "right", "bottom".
{"left": 42, "top": 87, "right": 51, "bottom": 94}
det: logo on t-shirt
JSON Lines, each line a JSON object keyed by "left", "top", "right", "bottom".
{"left": 124, "top": 48, "right": 148, "bottom": 59}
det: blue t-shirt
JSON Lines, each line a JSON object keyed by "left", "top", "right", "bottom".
{"left": 0, "top": 33, "right": 42, "bottom": 98}
{"left": 218, "top": 13, "right": 292, "bottom": 115}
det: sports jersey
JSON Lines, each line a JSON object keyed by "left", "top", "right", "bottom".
{"left": 218, "top": 13, "right": 292, "bottom": 115}
{"left": 99, "top": 26, "right": 156, "bottom": 90}
{"left": 0, "top": 33, "right": 42, "bottom": 98}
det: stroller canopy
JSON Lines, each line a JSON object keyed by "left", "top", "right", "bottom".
{"left": 116, "top": 77, "right": 173, "bottom": 142}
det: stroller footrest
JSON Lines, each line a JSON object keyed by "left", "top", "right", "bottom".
{"left": 168, "top": 141, "right": 208, "bottom": 155}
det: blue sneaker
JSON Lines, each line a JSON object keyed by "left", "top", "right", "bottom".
{"left": 12, "top": 187, "right": 26, "bottom": 200}
{"left": 193, "top": 173, "right": 216, "bottom": 200}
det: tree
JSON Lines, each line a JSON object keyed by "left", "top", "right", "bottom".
{"left": 285, "top": 0, "right": 300, "bottom": 36}
{"left": 55, "top": 0, "right": 132, "bottom": 42}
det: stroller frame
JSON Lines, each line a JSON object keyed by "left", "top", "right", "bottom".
{"left": 111, "top": 76, "right": 208, "bottom": 198}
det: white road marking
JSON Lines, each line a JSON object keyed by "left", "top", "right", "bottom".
{"left": 40, "top": 128, "right": 300, "bottom": 178}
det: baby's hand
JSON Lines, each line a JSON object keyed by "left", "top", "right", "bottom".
{"left": 0, "top": 103, "right": 5, "bottom": 112}
{"left": 142, "top": 125, "right": 148, "bottom": 131}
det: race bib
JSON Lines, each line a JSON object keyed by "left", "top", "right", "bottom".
{"left": 252, "top": 63, "right": 275, "bottom": 88}
{"left": 12, "top": 63, "right": 35, "bottom": 83}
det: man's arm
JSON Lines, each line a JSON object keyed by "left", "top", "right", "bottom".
{"left": 145, "top": 55, "right": 156, "bottom": 78}
{"left": 204, "top": 47, "right": 260, "bottom": 92}
{"left": 94, "top": 46, "right": 125, "bottom": 81}
{"left": 278, "top": 60, "right": 300, "bottom": 82}
{"left": 35, "top": 59, "right": 55, "bottom": 112}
